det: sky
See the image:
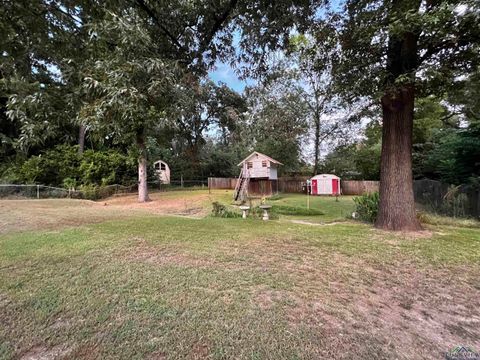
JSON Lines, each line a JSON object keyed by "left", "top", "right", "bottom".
{"left": 208, "top": 62, "right": 254, "bottom": 93}
{"left": 208, "top": 0, "right": 346, "bottom": 93}
{"left": 207, "top": 29, "right": 256, "bottom": 93}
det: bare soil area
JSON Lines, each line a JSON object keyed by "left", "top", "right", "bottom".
{"left": 0, "top": 190, "right": 216, "bottom": 234}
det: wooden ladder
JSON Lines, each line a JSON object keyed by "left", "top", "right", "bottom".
{"left": 234, "top": 170, "right": 250, "bottom": 201}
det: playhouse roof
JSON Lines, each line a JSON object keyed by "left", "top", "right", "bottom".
{"left": 238, "top": 151, "right": 283, "bottom": 166}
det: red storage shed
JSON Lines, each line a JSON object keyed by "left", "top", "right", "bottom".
{"left": 311, "top": 174, "right": 341, "bottom": 195}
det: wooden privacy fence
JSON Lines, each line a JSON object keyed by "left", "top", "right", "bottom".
{"left": 278, "top": 177, "right": 310, "bottom": 193}
{"left": 341, "top": 180, "right": 379, "bottom": 195}
{"left": 208, "top": 177, "right": 279, "bottom": 195}
{"left": 208, "top": 177, "right": 380, "bottom": 195}
{"left": 208, "top": 177, "right": 237, "bottom": 189}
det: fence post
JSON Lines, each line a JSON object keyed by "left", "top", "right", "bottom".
{"left": 181, "top": 175, "right": 184, "bottom": 188}
{"left": 36, "top": 185, "right": 40, "bottom": 199}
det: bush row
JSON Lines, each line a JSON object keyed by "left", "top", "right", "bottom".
{"left": 1, "top": 145, "right": 139, "bottom": 188}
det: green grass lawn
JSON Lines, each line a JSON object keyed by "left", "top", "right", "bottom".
{"left": 0, "top": 191, "right": 479, "bottom": 359}
{"left": 268, "top": 193, "right": 355, "bottom": 222}
{"left": 217, "top": 192, "right": 355, "bottom": 222}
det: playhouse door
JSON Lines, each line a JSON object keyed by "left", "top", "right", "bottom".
{"left": 312, "top": 179, "right": 318, "bottom": 195}
{"left": 332, "top": 179, "right": 339, "bottom": 195}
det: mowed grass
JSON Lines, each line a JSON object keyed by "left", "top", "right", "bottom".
{"left": 268, "top": 193, "right": 355, "bottom": 222}
{"left": 0, "top": 192, "right": 479, "bottom": 359}
{"left": 218, "top": 192, "right": 355, "bottom": 222}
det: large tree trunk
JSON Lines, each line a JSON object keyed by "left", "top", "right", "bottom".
{"left": 78, "top": 125, "right": 86, "bottom": 154}
{"left": 375, "top": 86, "right": 422, "bottom": 231}
{"left": 313, "top": 112, "right": 321, "bottom": 175}
{"left": 137, "top": 131, "right": 150, "bottom": 203}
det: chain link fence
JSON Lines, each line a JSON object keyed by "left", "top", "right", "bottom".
{"left": 0, "top": 179, "right": 209, "bottom": 200}
{"left": 0, "top": 184, "right": 137, "bottom": 200}
{"left": 413, "top": 179, "right": 480, "bottom": 219}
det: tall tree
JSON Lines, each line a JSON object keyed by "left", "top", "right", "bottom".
{"left": 317, "top": 0, "right": 480, "bottom": 230}
{"left": 1, "top": 1, "right": 105, "bottom": 158}
{"left": 245, "top": 77, "right": 309, "bottom": 174}
{"left": 1, "top": 1, "right": 74, "bottom": 158}
{"left": 287, "top": 35, "right": 343, "bottom": 175}
{"left": 172, "top": 79, "right": 246, "bottom": 167}
{"left": 79, "top": 13, "right": 177, "bottom": 202}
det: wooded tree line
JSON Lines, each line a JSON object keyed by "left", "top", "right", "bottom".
{"left": 1, "top": 0, "right": 479, "bottom": 230}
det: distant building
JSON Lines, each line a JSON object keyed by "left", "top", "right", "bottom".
{"left": 154, "top": 160, "right": 170, "bottom": 184}
{"left": 234, "top": 151, "right": 283, "bottom": 201}
{"left": 310, "top": 174, "right": 341, "bottom": 195}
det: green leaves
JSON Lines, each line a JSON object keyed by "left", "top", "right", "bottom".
{"left": 353, "top": 192, "right": 379, "bottom": 223}
{"left": 14, "top": 145, "right": 137, "bottom": 187}
{"left": 78, "top": 13, "right": 178, "bottom": 142}
{"left": 319, "top": 0, "right": 480, "bottom": 102}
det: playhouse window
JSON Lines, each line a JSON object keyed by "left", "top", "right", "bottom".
{"left": 262, "top": 160, "right": 267, "bottom": 167}
{"left": 247, "top": 162, "right": 253, "bottom": 169}
{"left": 154, "top": 163, "right": 160, "bottom": 170}
{"left": 160, "top": 163, "right": 166, "bottom": 171}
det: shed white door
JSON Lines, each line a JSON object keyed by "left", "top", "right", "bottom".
{"left": 317, "top": 179, "right": 333, "bottom": 194}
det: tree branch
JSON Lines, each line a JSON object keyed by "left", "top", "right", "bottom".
{"left": 133, "top": 0, "right": 188, "bottom": 54}
{"left": 198, "top": 0, "right": 239, "bottom": 54}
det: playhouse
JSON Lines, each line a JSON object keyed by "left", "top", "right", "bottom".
{"left": 234, "top": 151, "right": 283, "bottom": 201}
{"left": 154, "top": 160, "right": 170, "bottom": 184}
{"left": 310, "top": 174, "right": 341, "bottom": 195}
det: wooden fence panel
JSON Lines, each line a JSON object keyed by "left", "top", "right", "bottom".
{"left": 208, "top": 177, "right": 236, "bottom": 189}
{"left": 208, "top": 177, "right": 382, "bottom": 195}
{"left": 278, "top": 177, "right": 309, "bottom": 193}
{"left": 248, "top": 180, "right": 276, "bottom": 195}
{"left": 341, "top": 180, "right": 379, "bottom": 195}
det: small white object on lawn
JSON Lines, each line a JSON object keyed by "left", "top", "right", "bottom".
{"left": 259, "top": 205, "right": 272, "bottom": 221}
{"left": 239, "top": 205, "right": 250, "bottom": 219}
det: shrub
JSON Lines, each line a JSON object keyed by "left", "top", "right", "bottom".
{"left": 80, "top": 149, "right": 137, "bottom": 186}
{"left": 269, "top": 194, "right": 283, "bottom": 201}
{"left": 353, "top": 192, "right": 379, "bottom": 223}
{"left": 13, "top": 145, "right": 137, "bottom": 187}
{"left": 441, "top": 185, "right": 469, "bottom": 218}
{"left": 416, "top": 211, "right": 480, "bottom": 228}
{"left": 211, "top": 202, "right": 241, "bottom": 218}
{"left": 16, "top": 145, "right": 81, "bottom": 185}
{"left": 79, "top": 184, "right": 101, "bottom": 200}
{"left": 271, "top": 205, "right": 324, "bottom": 216}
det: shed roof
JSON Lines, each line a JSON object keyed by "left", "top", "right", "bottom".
{"left": 238, "top": 151, "right": 283, "bottom": 166}
{"left": 311, "top": 174, "right": 340, "bottom": 180}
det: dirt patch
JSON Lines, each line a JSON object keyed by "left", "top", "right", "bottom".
{"left": 49, "top": 317, "right": 71, "bottom": 330}
{"left": 0, "top": 191, "right": 213, "bottom": 234}
{"left": 0, "top": 199, "right": 131, "bottom": 234}
{"left": 225, "top": 238, "right": 480, "bottom": 359}
{"left": 124, "top": 238, "right": 214, "bottom": 268}
{"left": 252, "top": 287, "right": 296, "bottom": 310}
{"left": 371, "top": 227, "right": 434, "bottom": 240}
{"left": 66, "top": 342, "right": 101, "bottom": 360}
{"left": 104, "top": 192, "right": 212, "bottom": 217}
{"left": 349, "top": 265, "right": 480, "bottom": 358}
{"left": 281, "top": 261, "right": 480, "bottom": 359}
{"left": 148, "top": 351, "right": 167, "bottom": 360}
{"left": 20, "top": 345, "right": 72, "bottom": 360}
{"left": 189, "top": 342, "right": 210, "bottom": 359}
